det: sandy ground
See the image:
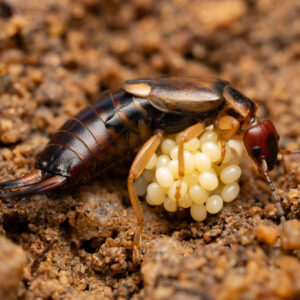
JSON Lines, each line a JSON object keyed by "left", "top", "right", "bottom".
{"left": 0, "top": 0, "right": 299, "bottom": 299}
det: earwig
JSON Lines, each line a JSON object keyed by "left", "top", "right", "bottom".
{"left": 0, "top": 77, "right": 299, "bottom": 259}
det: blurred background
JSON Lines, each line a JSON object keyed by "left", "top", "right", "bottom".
{"left": 0, "top": 0, "right": 299, "bottom": 299}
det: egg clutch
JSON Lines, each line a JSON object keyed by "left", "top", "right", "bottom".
{"left": 134, "top": 126, "right": 244, "bottom": 221}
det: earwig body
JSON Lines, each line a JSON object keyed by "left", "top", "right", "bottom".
{"left": 0, "top": 77, "right": 298, "bottom": 259}
{"left": 1, "top": 78, "right": 232, "bottom": 195}
{"left": 37, "top": 86, "right": 223, "bottom": 180}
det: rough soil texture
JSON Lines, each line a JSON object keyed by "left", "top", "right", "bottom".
{"left": 0, "top": 0, "right": 299, "bottom": 299}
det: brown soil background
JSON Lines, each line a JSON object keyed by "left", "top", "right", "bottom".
{"left": 0, "top": 0, "right": 299, "bottom": 299}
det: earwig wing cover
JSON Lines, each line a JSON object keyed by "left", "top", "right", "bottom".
{"left": 122, "top": 78, "right": 228, "bottom": 114}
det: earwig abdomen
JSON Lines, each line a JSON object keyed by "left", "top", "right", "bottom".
{"left": 36, "top": 91, "right": 152, "bottom": 180}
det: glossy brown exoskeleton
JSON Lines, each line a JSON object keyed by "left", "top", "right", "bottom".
{"left": 0, "top": 77, "right": 298, "bottom": 257}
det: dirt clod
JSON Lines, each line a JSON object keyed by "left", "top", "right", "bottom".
{"left": 255, "top": 222, "right": 278, "bottom": 245}
{"left": 281, "top": 220, "right": 300, "bottom": 251}
{"left": 0, "top": 235, "right": 26, "bottom": 300}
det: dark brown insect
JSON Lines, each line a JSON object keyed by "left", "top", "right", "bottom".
{"left": 0, "top": 77, "right": 298, "bottom": 257}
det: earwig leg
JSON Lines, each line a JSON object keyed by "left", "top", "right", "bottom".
{"left": 0, "top": 169, "right": 44, "bottom": 190}
{"left": 217, "top": 137, "right": 227, "bottom": 166}
{"left": 214, "top": 115, "right": 240, "bottom": 140}
{"left": 279, "top": 150, "right": 300, "bottom": 155}
{"left": 177, "top": 123, "right": 205, "bottom": 202}
{"left": 0, "top": 175, "right": 66, "bottom": 198}
{"left": 279, "top": 150, "right": 300, "bottom": 174}
{"left": 214, "top": 115, "right": 240, "bottom": 166}
{"left": 260, "top": 159, "right": 286, "bottom": 227}
{"left": 128, "top": 131, "right": 164, "bottom": 262}
{"left": 280, "top": 153, "right": 288, "bottom": 174}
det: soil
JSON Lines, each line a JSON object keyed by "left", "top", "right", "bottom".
{"left": 0, "top": 0, "right": 299, "bottom": 299}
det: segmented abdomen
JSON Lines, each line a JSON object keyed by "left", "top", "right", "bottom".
{"left": 36, "top": 91, "right": 155, "bottom": 178}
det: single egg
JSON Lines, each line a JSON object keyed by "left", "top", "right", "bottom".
{"left": 206, "top": 195, "right": 223, "bottom": 214}
{"left": 178, "top": 194, "right": 193, "bottom": 208}
{"left": 199, "top": 130, "right": 218, "bottom": 147}
{"left": 220, "top": 165, "right": 241, "bottom": 184}
{"left": 134, "top": 176, "right": 147, "bottom": 196}
{"left": 168, "top": 180, "right": 188, "bottom": 201}
{"left": 164, "top": 198, "right": 177, "bottom": 212}
{"left": 184, "top": 138, "right": 200, "bottom": 152}
{"left": 221, "top": 182, "right": 240, "bottom": 202}
{"left": 142, "top": 169, "right": 155, "bottom": 183}
{"left": 201, "top": 141, "right": 221, "bottom": 162}
{"left": 155, "top": 167, "right": 174, "bottom": 188}
{"left": 147, "top": 183, "right": 165, "bottom": 205}
{"left": 190, "top": 204, "right": 207, "bottom": 221}
{"left": 194, "top": 152, "right": 211, "bottom": 172}
{"left": 168, "top": 160, "right": 179, "bottom": 179}
{"left": 161, "top": 138, "right": 176, "bottom": 155}
{"left": 198, "top": 172, "right": 219, "bottom": 191}
{"left": 145, "top": 153, "right": 157, "bottom": 169}
{"left": 189, "top": 184, "right": 209, "bottom": 204}
{"left": 156, "top": 155, "right": 171, "bottom": 168}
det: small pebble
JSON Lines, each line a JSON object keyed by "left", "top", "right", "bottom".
{"left": 281, "top": 220, "right": 300, "bottom": 250}
{"left": 256, "top": 223, "right": 278, "bottom": 245}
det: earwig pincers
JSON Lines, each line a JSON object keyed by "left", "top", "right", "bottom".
{"left": 0, "top": 77, "right": 298, "bottom": 259}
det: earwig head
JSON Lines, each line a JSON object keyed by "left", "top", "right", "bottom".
{"left": 244, "top": 120, "right": 286, "bottom": 226}
{"left": 243, "top": 120, "right": 279, "bottom": 171}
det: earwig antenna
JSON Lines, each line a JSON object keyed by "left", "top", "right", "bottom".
{"left": 260, "top": 159, "right": 286, "bottom": 227}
